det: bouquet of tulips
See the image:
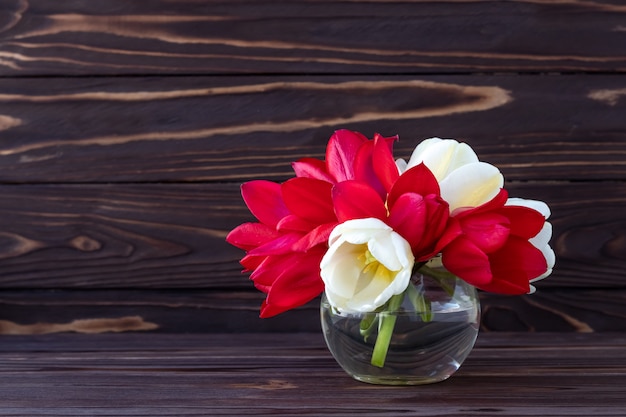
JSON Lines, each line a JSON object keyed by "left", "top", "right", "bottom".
{"left": 227, "top": 130, "right": 554, "bottom": 332}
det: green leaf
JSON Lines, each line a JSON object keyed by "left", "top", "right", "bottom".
{"left": 359, "top": 313, "right": 378, "bottom": 342}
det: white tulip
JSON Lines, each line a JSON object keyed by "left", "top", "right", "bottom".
{"left": 400, "top": 138, "right": 504, "bottom": 212}
{"left": 506, "top": 198, "right": 556, "bottom": 292}
{"left": 320, "top": 218, "right": 414, "bottom": 313}
{"left": 406, "top": 138, "right": 478, "bottom": 179}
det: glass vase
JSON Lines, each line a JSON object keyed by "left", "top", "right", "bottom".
{"left": 320, "top": 262, "right": 480, "bottom": 385}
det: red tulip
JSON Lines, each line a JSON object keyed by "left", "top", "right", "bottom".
{"left": 227, "top": 130, "right": 399, "bottom": 317}
{"left": 291, "top": 130, "right": 398, "bottom": 187}
{"left": 441, "top": 189, "right": 549, "bottom": 294}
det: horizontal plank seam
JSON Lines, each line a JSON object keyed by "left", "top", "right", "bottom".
{"left": 2, "top": 71, "right": 626, "bottom": 80}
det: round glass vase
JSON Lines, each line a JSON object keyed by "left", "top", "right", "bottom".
{"left": 320, "top": 265, "right": 480, "bottom": 385}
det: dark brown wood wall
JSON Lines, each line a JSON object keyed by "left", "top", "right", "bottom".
{"left": 0, "top": 0, "right": 625, "bottom": 334}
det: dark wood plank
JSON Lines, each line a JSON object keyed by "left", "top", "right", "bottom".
{"left": 0, "top": 183, "right": 244, "bottom": 288}
{"left": 0, "top": 181, "right": 623, "bottom": 289}
{"left": 1, "top": 1, "right": 625, "bottom": 75}
{"left": 0, "top": 290, "right": 321, "bottom": 334}
{"left": 0, "top": 333, "right": 624, "bottom": 415}
{"left": 1, "top": 75, "right": 625, "bottom": 183}
{"left": 510, "top": 181, "right": 626, "bottom": 289}
{"left": 480, "top": 290, "right": 626, "bottom": 332}
{"left": 1, "top": 288, "right": 625, "bottom": 334}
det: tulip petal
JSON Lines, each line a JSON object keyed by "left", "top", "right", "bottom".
{"left": 387, "top": 163, "right": 440, "bottom": 208}
{"left": 541, "top": 244, "right": 556, "bottom": 272}
{"left": 282, "top": 177, "right": 336, "bottom": 224}
{"left": 529, "top": 222, "right": 555, "bottom": 283}
{"left": 262, "top": 248, "right": 326, "bottom": 317}
{"left": 433, "top": 217, "right": 463, "bottom": 255}
{"left": 250, "top": 254, "right": 286, "bottom": 287}
{"left": 326, "top": 129, "right": 368, "bottom": 182}
{"left": 322, "top": 239, "right": 364, "bottom": 299}
{"left": 247, "top": 233, "right": 302, "bottom": 257}
{"left": 354, "top": 141, "right": 386, "bottom": 197}
{"left": 531, "top": 222, "right": 553, "bottom": 248}
{"left": 241, "top": 180, "right": 290, "bottom": 227}
{"left": 368, "top": 232, "right": 403, "bottom": 271}
{"left": 504, "top": 200, "right": 554, "bottom": 283}
{"left": 387, "top": 193, "right": 427, "bottom": 251}
{"left": 328, "top": 218, "right": 392, "bottom": 246}
{"left": 373, "top": 134, "right": 400, "bottom": 193}
{"left": 500, "top": 205, "right": 546, "bottom": 239}
{"left": 459, "top": 212, "right": 511, "bottom": 253}
{"left": 240, "top": 253, "right": 266, "bottom": 272}
{"left": 507, "top": 197, "right": 551, "bottom": 219}
{"left": 226, "top": 222, "right": 281, "bottom": 250}
{"left": 406, "top": 138, "right": 443, "bottom": 170}
{"left": 332, "top": 181, "right": 387, "bottom": 222}
{"left": 440, "top": 162, "right": 503, "bottom": 212}
{"left": 292, "top": 222, "right": 337, "bottom": 252}
{"left": 276, "top": 214, "right": 318, "bottom": 233}
{"left": 408, "top": 138, "right": 479, "bottom": 181}
{"left": 475, "top": 270, "right": 529, "bottom": 294}
{"left": 395, "top": 158, "right": 408, "bottom": 173}
{"left": 354, "top": 134, "right": 399, "bottom": 197}
{"left": 457, "top": 188, "right": 509, "bottom": 215}
{"left": 442, "top": 237, "right": 493, "bottom": 286}
{"left": 258, "top": 300, "right": 285, "bottom": 318}
{"left": 347, "top": 265, "right": 410, "bottom": 313}
{"left": 292, "top": 158, "right": 335, "bottom": 183}
{"left": 486, "top": 237, "right": 548, "bottom": 294}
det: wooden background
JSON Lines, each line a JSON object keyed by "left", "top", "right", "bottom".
{"left": 1, "top": 0, "right": 625, "bottom": 335}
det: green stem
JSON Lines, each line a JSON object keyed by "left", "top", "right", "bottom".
{"left": 371, "top": 315, "right": 396, "bottom": 368}
{"left": 370, "top": 293, "right": 404, "bottom": 368}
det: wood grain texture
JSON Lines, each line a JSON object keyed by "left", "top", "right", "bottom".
{"left": 0, "top": 0, "right": 624, "bottom": 337}
{"left": 480, "top": 290, "right": 626, "bottom": 332}
{"left": 1, "top": 0, "right": 626, "bottom": 75}
{"left": 0, "top": 181, "right": 624, "bottom": 289}
{"left": 0, "top": 183, "right": 243, "bottom": 288}
{"left": 0, "top": 333, "right": 624, "bottom": 415}
{"left": 0, "top": 75, "right": 625, "bottom": 183}
{"left": 1, "top": 288, "right": 625, "bottom": 334}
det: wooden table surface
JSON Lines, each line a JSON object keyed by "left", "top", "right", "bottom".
{"left": 1, "top": 332, "right": 624, "bottom": 416}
